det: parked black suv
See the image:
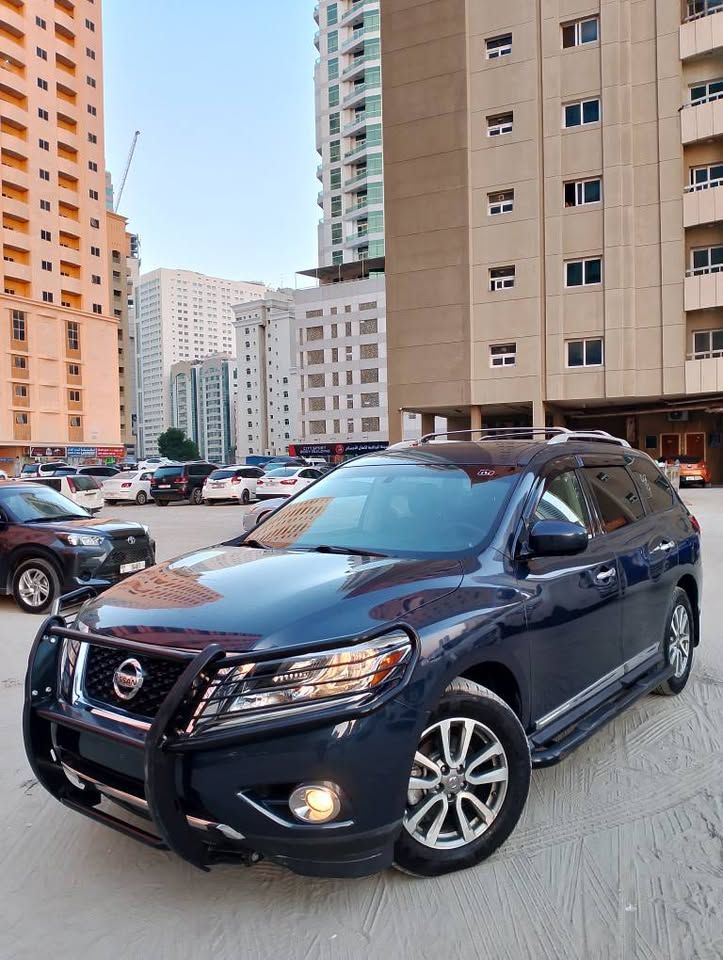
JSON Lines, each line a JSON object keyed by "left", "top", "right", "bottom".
{"left": 24, "top": 430, "right": 701, "bottom": 878}
{"left": 150, "top": 461, "right": 217, "bottom": 506}
{"left": 1, "top": 482, "right": 155, "bottom": 614}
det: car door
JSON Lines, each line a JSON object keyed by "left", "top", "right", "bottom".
{"left": 580, "top": 458, "right": 663, "bottom": 673}
{"left": 522, "top": 459, "right": 624, "bottom": 722}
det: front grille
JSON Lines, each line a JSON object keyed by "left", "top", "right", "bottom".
{"left": 83, "top": 645, "right": 186, "bottom": 718}
{"left": 96, "top": 540, "right": 153, "bottom": 583}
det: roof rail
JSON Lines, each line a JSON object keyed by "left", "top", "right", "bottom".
{"left": 419, "top": 427, "right": 567, "bottom": 443}
{"left": 547, "top": 429, "right": 630, "bottom": 448}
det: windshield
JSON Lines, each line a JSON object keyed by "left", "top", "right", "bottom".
{"left": 154, "top": 466, "right": 183, "bottom": 480}
{"left": 254, "top": 460, "right": 522, "bottom": 556}
{"left": 0, "top": 486, "right": 90, "bottom": 522}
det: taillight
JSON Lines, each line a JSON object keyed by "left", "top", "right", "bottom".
{"left": 257, "top": 479, "right": 264, "bottom": 485}
{"left": 66, "top": 477, "right": 76, "bottom": 493}
{"left": 231, "top": 476, "right": 241, "bottom": 484}
{"left": 174, "top": 477, "right": 185, "bottom": 485}
{"left": 121, "top": 482, "right": 132, "bottom": 489}
{"left": 280, "top": 478, "right": 298, "bottom": 486}
{"left": 690, "top": 514, "right": 701, "bottom": 535}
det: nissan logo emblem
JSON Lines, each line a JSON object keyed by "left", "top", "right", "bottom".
{"left": 112, "top": 658, "right": 145, "bottom": 701}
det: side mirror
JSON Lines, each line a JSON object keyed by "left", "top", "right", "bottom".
{"left": 528, "top": 519, "right": 588, "bottom": 557}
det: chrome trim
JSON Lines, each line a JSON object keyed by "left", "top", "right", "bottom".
{"left": 236, "top": 790, "right": 353, "bottom": 830}
{"left": 60, "top": 763, "right": 242, "bottom": 837}
{"left": 534, "top": 643, "right": 661, "bottom": 730}
{"left": 89, "top": 707, "right": 151, "bottom": 731}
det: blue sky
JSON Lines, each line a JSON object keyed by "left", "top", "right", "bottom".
{"left": 102, "top": 0, "right": 319, "bottom": 286}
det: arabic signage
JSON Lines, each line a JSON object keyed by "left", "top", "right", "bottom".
{"left": 96, "top": 446, "right": 126, "bottom": 459}
{"left": 288, "top": 441, "right": 388, "bottom": 460}
{"left": 67, "top": 446, "right": 96, "bottom": 458}
{"left": 30, "top": 446, "right": 66, "bottom": 458}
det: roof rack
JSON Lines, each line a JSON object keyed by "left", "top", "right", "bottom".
{"left": 418, "top": 427, "right": 630, "bottom": 448}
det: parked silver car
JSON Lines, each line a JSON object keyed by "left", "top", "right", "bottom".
{"left": 241, "top": 497, "right": 285, "bottom": 533}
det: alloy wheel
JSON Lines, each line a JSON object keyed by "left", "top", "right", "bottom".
{"left": 669, "top": 604, "right": 691, "bottom": 678}
{"left": 18, "top": 569, "right": 51, "bottom": 609}
{"left": 403, "top": 718, "right": 509, "bottom": 850}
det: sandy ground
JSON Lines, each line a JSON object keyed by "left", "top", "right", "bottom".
{"left": 1, "top": 494, "right": 722, "bottom": 960}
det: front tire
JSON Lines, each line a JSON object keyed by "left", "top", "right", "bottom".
{"left": 12, "top": 558, "right": 61, "bottom": 615}
{"left": 654, "top": 587, "right": 694, "bottom": 696}
{"left": 393, "top": 678, "right": 531, "bottom": 878}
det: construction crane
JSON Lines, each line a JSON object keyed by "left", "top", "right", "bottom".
{"left": 114, "top": 130, "right": 140, "bottom": 212}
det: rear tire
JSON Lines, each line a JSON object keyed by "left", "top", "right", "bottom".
{"left": 12, "top": 557, "right": 61, "bottom": 615}
{"left": 393, "top": 678, "right": 530, "bottom": 878}
{"left": 654, "top": 587, "right": 694, "bottom": 696}
{"left": 105, "top": 500, "right": 116, "bottom": 506}
{"left": 155, "top": 499, "right": 168, "bottom": 507}
{"left": 191, "top": 488, "right": 203, "bottom": 505}
{"left": 135, "top": 491, "right": 148, "bottom": 505}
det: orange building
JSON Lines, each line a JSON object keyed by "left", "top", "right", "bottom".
{"left": 0, "top": 0, "right": 121, "bottom": 470}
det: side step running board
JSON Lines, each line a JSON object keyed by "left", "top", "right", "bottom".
{"left": 529, "top": 663, "right": 675, "bottom": 768}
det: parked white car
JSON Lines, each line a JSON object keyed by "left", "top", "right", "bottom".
{"left": 27, "top": 474, "right": 103, "bottom": 513}
{"left": 255, "top": 466, "right": 324, "bottom": 500}
{"left": 202, "top": 466, "right": 264, "bottom": 505}
{"left": 102, "top": 470, "right": 154, "bottom": 505}
{"left": 241, "top": 497, "right": 285, "bottom": 532}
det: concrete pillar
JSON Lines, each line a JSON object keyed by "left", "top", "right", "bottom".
{"left": 470, "top": 406, "right": 483, "bottom": 434}
{"left": 533, "top": 398, "right": 546, "bottom": 427}
{"left": 421, "top": 413, "right": 435, "bottom": 437}
{"left": 549, "top": 408, "right": 567, "bottom": 428}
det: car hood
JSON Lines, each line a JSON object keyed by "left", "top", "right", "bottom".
{"left": 77, "top": 545, "right": 464, "bottom": 652}
{"left": 31, "top": 517, "right": 148, "bottom": 538}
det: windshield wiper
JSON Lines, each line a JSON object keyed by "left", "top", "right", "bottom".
{"left": 307, "top": 544, "right": 388, "bottom": 558}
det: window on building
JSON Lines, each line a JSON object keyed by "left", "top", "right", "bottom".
{"left": 488, "top": 190, "right": 514, "bottom": 215}
{"left": 36, "top": 15, "right": 46, "bottom": 27}
{"left": 564, "top": 98, "right": 601, "bottom": 128}
{"left": 689, "top": 163, "right": 723, "bottom": 190}
{"left": 13, "top": 355, "right": 27, "bottom": 370}
{"left": 86, "top": 46, "right": 95, "bottom": 59}
{"left": 88, "top": 132, "right": 97, "bottom": 144}
{"left": 85, "top": 18, "right": 95, "bottom": 31}
{"left": 14, "top": 384, "right": 27, "bottom": 398}
{"left": 40, "top": 199, "right": 51, "bottom": 211}
{"left": 328, "top": 57, "right": 339, "bottom": 80}
{"left": 346, "top": 370, "right": 353, "bottom": 385}
{"left": 331, "top": 222, "right": 343, "bottom": 244}
{"left": 87, "top": 104, "right": 97, "bottom": 116}
{"left": 36, "top": 46, "right": 47, "bottom": 60}
{"left": 41, "top": 229, "right": 51, "bottom": 241}
{"left": 87, "top": 75, "right": 96, "bottom": 87}
{"left": 489, "top": 266, "right": 516, "bottom": 291}
{"left": 329, "top": 111, "right": 340, "bottom": 135}
{"left": 91, "top": 274, "right": 101, "bottom": 284}
{"left": 89, "top": 160, "right": 98, "bottom": 172}
{"left": 15, "top": 413, "right": 28, "bottom": 425}
{"left": 37, "top": 78, "right": 48, "bottom": 90}
{"left": 345, "top": 345, "right": 353, "bottom": 361}
{"left": 330, "top": 168, "right": 342, "bottom": 190}
{"left": 329, "top": 84, "right": 340, "bottom": 108}
{"left": 691, "top": 245, "right": 723, "bottom": 274}
{"left": 332, "top": 251, "right": 344, "bottom": 265}
{"left": 90, "top": 245, "right": 100, "bottom": 256}
{"left": 68, "top": 389, "right": 81, "bottom": 403}
{"left": 38, "top": 107, "right": 49, "bottom": 120}
{"left": 562, "top": 16, "right": 599, "bottom": 48}
{"left": 690, "top": 79, "right": 723, "bottom": 104}
{"left": 490, "top": 343, "right": 517, "bottom": 367}
{"left": 361, "top": 392, "right": 379, "bottom": 408}
{"left": 565, "top": 257, "right": 602, "bottom": 286}
{"left": 566, "top": 338, "right": 604, "bottom": 367}
{"left": 69, "top": 416, "right": 82, "bottom": 428}
{"left": 327, "top": 2, "right": 338, "bottom": 25}
{"left": 362, "top": 417, "right": 380, "bottom": 432}
{"left": 41, "top": 260, "right": 52, "bottom": 271}
{"left": 90, "top": 218, "right": 100, "bottom": 228}
{"left": 360, "top": 318, "right": 378, "bottom": 335}
{"left": 38, "top": 139, "right": 49, "bottom": 151}
{"left": 42, "top": 291, "right": 53, "bottom": 303}
{"left": 67, "top": 321, "right": 80, "bottom": 351}
{"left": 347, "top": 418, "right": 355, "bottom": 432}
{"left": 39, "top": 169, "right": 50, "bottom": 181}
{"left": 564, "top": 177, "right": 602, "bottom": 206}
{"left": 310, "top": 420, "right": 327, "bottom": 435}
{"left": 68, "top": 363, "right": 80, "bottom": 376}
{"left": 11, "top": 310, "right": 26, "bottom": 341}
{"left": 486, "top": 34, "right": 512, "bottom": 59}
{"left": 692, "top": 328, "right": 723, "bottom": 358}
{"left": 487, "top": 113, "right": 513, "bottom": 136}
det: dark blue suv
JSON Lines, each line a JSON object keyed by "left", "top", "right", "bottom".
{"left": 24, "top": 429, "right": 701, "bottom": 878}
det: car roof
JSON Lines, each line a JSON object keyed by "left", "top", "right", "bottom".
{"left": 367, "top": 431, "right": 644, "bottom": 469}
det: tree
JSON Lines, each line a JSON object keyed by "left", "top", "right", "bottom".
{"left": 156, "top": 428, "right": 200, "bottom": 461}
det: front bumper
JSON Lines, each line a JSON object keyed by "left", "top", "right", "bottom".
{"left": 24, "top": 622, "right": 412, "bottom": 877}
{"left": 60, "top": 540, "right": 156, "bottom": 593}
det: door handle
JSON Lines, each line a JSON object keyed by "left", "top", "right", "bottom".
{"left": 595, "top": 568, "right": 617, "bottom": 584}
{"left": 651, "top": 540, "right": 675, "bottom": 554}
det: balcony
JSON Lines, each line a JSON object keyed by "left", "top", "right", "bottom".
{"left": 685, "top": 352, "right": 723, "bottom": 392}
{"left": 340, "top": 0, "right": 379, "bottom": 28}
{"left": 343, "top": 166, "right": 382, "bottom": 190}
{"left": 0, "top": 194, "right": 27, "bottom": 221}
{"left": 681, "top": 91, "right": 723, "bottom": 143}
{"left": 57, "top": 129, "right": 78, "bottom": 154}
{"left": 314, "top": 29, "right": 320, "bottom": 50}
{"left": 681, "top": 2, "right": 723, "bottom": 59}
{"left": 341, "top": 24, "right": 378, "bottom": 54}
{"left": 2, "top": 261, "right": 31, "bottom": 283}
{"left": 343, "top": 109, "right": 381, "bottom": 136}
{"left": 316, "top": 163, "right": 323, "bottom": 180}
{"left": 0, "top": 68, "right": 26, "bottom": 103}
{"left": 344, "top": 138, "right": 380, "bottom": 163}
{"left": 343, "top": 195, "right": 382, "bottom": 220}
{"left": 347, "top": 227, "right": 384, "bottom": 246}
{"left": 58, "top": 183, "right": 79, "bottom": 206}
{"left": 0, "top": 97, "right": 27, "bottom": 128}
{"left": 685, "top": 266, "right": 723, "bottom": 309}
{"left": 317, "top": 190, "right": 324, "bottom": 207}
{"left": 341, "top": 56, "right": 371, "bottom": 82}
{"left": 0, "top": 4, "right": 26, "bottom": 37}
{"left": 13, "top": 419, "right": 31, "bottom": 443}
{"left": 684, "top": 179, "right": 723, "bottom": 225}
{"left": 55, "top": 6, "right": 76, "bottom": 35}
{"left": 313, "top": 4, "right": 320, "bottom": 24}
{"left": 1, "top": 164, "right": 27, "bottom": 192}
{"left": 342, "top": 81, "right": 380, "bottom": 108}
{"left": 0, "top": 128, "right": 26, "bottom": 160}
{"left": 60, "top": 275, "right": 81, "bottom": 294}
{"left": 2, "top": 228, "right": 29, "bottom": 254}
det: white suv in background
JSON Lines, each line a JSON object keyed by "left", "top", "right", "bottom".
{"left": 202, "top": 466, "right": 264, "bottom": 505}
{"left": 26, "top": 474, "right": 104, "bottom": 514}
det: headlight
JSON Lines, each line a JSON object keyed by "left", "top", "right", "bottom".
{"left": 189, "top": 631, "right": 413, "bottom": 733}
{"left": 60, "top": 533, "right": 105, "bottom": 547}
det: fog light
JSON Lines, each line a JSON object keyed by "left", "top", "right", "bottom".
{"left": 289, "top": 783, "right": 341, "bottom": 824}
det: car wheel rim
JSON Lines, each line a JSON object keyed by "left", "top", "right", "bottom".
{"left": 18, "top": 569, "right": 51, "bottom": 608}
{"left": 669, "top": 604, "right": 691, "bottom": 678}
{"left": 403, "top": 718, "right": 509, "bottom": 850}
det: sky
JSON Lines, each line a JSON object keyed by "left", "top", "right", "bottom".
{"left": 102, "top": 0, "right": 319, "bottom": 287}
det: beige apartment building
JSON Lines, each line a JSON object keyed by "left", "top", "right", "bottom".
{"left": 382, "top": 0, "right": 723, "bottom": 479}
{"left": 0, "top": 0, "right": 121, "bottom": 468}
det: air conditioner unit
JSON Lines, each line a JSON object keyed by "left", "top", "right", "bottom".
{"left": 667, "top": 411, "right": 689, "bottom": 422}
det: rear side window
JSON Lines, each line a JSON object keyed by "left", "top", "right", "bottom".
{"left": 242, "top": 467, "right": 263, "bottom": 478}
{"left": 533, "top": 469, "right": 591, "bottom": 532}
{"left": 34, "top": 477, "right": 61, "bottom": 492}
{"left": 583, "top": 466, "right": 644, "bottom": 533}
{"left": 70, "top": 475, "right": 100, "bottom": 491}
{"left": 630, "top": 460, "right": 675, "bottom": 514}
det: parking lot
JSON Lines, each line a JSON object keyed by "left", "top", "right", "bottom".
{"left": 1, "top": 494, "right": 722, "bottom": 960}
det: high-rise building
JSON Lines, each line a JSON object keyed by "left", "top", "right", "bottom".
{"left": 106, "top": 211, "right": 139, "bottom": 456}
{"left": 314, "top": 0, "right": 383, "bottom": 266}
{"left": 233, "top": 291, "right": 300, "bottom": 457}
{"left": 0, "top": 0, "right": 122, "bottom": 466}
{"left": 135, "top": 268, "right": 265, "bottom": 456}
{"left": 170, "top": 354, "right": 237, "bottom": 464}
{"left": 382, "top": 0, "right": 723, "bottom": 479}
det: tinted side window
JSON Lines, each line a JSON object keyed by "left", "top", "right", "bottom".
{"left": 188, "top": 464, "right": 204, "bottom": 477}
{"left": 630, "top": 459, "right": 674, "bottom": 514}
{"left": 583, "top": 466, "right": 644, "bottom": 533}
{"left": 533, "top": 469, "right": 591, "bottom": 532}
